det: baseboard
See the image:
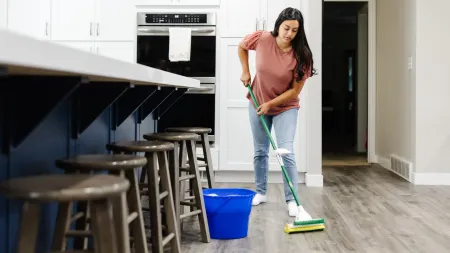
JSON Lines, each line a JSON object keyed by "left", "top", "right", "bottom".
{"left": 374, "top": 155, "right": 390, "bottom": 169}
{"left": 412, "top": 172, "right": 450, "bottom": 185}
{"left": 213, "top": 170, "right": 306, "bottom": 184}
{"left": 305, "top": 173, "right": 323, "bottom": 187}
{"left": 375, "top": 154, "right": 450, "bottom": 185}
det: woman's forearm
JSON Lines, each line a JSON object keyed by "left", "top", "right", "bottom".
{"left": 238, "top": 45, "right": 250, "bottom": 73}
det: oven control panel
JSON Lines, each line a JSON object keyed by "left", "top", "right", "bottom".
{"left": 146, "top": 14, "right": 208, "bottom": 24}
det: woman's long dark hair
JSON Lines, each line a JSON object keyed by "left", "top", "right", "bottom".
{"left": 271, "top": 7, "right": 316, "bottom": 82}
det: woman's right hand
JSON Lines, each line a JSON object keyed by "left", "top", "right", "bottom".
{"left": 241, "top": 71, "right": 251, "bottom": 87}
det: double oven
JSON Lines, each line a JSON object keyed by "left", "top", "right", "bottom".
{"left": 136, "top": 12, "right": 217, "bottom": 143}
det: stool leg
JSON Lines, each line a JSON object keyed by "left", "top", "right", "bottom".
{"left": 186, "top": 139, "right": 211, "bottom": 243}
{"left": 17, "top": 201, "right": 40, "bottom": 253}
{"left": 168, "top": 142, "right": 181, "bottom": 234}
{"left": 124, "top": 169, "right": 149, "bottom": 253}
{"left": 147, "top": 152, "right": 164, "bottom": 252}
{"left": 111, "top": 187, "right": 131, "bottom": 253}
{"left": 158, "top": 151, "right": 181, "bottom": 253}
{"left": 90, "top": 198, "right": 118, "bottom": 253}
{"left": 51, "top": 201, "right": 73, "bottom": 251}
{"left": 201, "top": 133, "right": 216, "bottom": 188}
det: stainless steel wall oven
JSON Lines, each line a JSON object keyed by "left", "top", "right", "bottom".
{"left": 136, "top": 12, "right": 217, "bottom": 143}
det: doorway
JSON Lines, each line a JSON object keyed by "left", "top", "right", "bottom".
{"left": 322, "top": 1, "right": 369, "bottom": 166}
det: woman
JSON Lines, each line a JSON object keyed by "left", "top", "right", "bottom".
{"left": 238, "top": 7, "right": 316, "bottom": 217}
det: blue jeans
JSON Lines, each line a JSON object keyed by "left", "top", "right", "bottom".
{"left": 248, "top": 103, "right": 299, "bottom": 203}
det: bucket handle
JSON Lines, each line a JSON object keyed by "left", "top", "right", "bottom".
{"left": 207, "top": 197, "right": 232, "bottom": 217}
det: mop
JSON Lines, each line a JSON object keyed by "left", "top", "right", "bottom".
{"left": 247, "top": 85, "right": 325, "bottom": 234}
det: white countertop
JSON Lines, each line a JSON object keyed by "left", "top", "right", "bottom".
{"left": 0, "top": 29, "right": 200, "bottom": 89}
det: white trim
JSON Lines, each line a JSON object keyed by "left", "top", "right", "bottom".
{"left": 305, "top": 173, "right": 323, "bottom": 187}
{"left": 412, "top": 173, "right": 450, "bottom": 186}
{"left": 367, "top": 0, "right": 377, "bottom": 163}
{"left": 214, "top": 170, "right": 306, "bottom": 184}
{"left": 374, "top": 155, "right": 450, "bottom": 185}
{"left": 374, "top": 155, "right": 390, "bottom": 170}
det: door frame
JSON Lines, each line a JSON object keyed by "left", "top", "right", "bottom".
{"left": 304, "top": 0, "right": 376, "bottom": 186}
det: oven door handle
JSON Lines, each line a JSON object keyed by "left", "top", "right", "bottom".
{"left": 187, "top": 87, "right": 214, "bottom": 94}
{"left": 137, "top": 27, "right": 216, "bottom": 35}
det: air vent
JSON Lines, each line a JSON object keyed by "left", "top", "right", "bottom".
{"left": 389, "top": 154, "right": 412, "bottom": 182}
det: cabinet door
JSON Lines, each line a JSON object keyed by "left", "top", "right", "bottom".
{"left": 51, "top": 0, "right": 95, "bottom": 41}
{"left": 218, "top": 38, "right": 257, "bottom": 170}
{"left": 264, "top": 0, "right": 302, "bottom": 32}
{"left": 178, "top": 0, "right": 219, "bottom": 5}
{"left": 0, "top": 0, "right": 7, "bottom": 29}
{"left": 7, "top": 0, "right": 51, "bottom": 40}
{"left": 220, "top": 0, "right": 262, "bottom": 38}
{"left": 52, "top": 41, "right": 94, "bottom": 53}
{"left": 95, "top": 42, "right": 135, "bottom": 63}
{"left": 134, "top": 0, "right": 171, "bottom": 5}
{"left": 95, "top": 0, "right": 134, "bottom": 41}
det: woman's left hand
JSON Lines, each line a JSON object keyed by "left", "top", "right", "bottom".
{"left": 257, "top": 102, "right": 272, "bottom": 115}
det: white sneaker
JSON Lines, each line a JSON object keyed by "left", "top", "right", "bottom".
{"left": 252, "top": 193, "right": 267, "bottom": 206}
{"left": 287, "top": 201, "right": 298, "bottom": 217}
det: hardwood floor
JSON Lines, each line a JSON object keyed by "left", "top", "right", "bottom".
{"left": 178, "top": 165, "right": 450, "bottom": 253}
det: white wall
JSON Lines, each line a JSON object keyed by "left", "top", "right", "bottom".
{"left": 414, "top": 0, "right": 450, "bottom": 177}
{"left": 375, "top": 0, "right": 416, "bottom": 165}
{"left": 376, "top": 0, "right": 450, "bottom": 184}
{"left": 0, "top": 0, "right": 6, "bottom": 28}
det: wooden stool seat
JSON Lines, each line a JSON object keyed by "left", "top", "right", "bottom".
{"left": 165, "top": 127, "right": 212, "bottom": 134}
{"left": 0, "top": 174, "right": 129, "bottom": 253}
{"left": 0, "top": 174, "right": 129, "bottom": 202}
{"left": 107, "top": 140, "right": 174, "bottom": 153}
{"left": 143, "top": 132, "right": 199, "bottom": 142}
{"left": 55, "top": 154, "right": 147, "bottom": 171}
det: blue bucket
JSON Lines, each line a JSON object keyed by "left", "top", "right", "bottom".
{"left": 202, "top": 188, "right": 256, "bottom": 239}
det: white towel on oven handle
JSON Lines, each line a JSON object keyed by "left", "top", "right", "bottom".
{"left": 168, "top": 27, "right": 192, "bottom": 62}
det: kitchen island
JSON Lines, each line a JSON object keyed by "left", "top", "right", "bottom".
{"left": 0, "top": 29, "right": 200, "bottom": 253}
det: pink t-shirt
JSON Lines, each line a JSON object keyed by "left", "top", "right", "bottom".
{"left": 240, "top": 30, "right": 311, "bottom": 115}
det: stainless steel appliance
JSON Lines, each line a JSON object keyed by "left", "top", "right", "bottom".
{"left": 136, "top": 12, "right": 217, "bottom": 143}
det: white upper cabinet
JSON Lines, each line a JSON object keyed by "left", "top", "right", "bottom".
{"left": 135, "top": 0, "right": 219, "bottom": 6}
{"left": 51, "top": 0, "right": 95, "bottom": 41}
{"left": 220, "top": 0, "right": 302, "bottom": 38}
{"left": 220, "top": 0, "right": 262, "bottom": 38}
{"left": 95, "top": 0, "right": 134, "bottom": 41}
{"left": 7, "top": 0, "right": 51, "bottom": 40}
{"left": 52, "top": 0, "right": 134, "bottom": 42}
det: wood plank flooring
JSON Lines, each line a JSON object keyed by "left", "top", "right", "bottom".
{"left": 179, "top": 165, "right": 450, "bottom": 253}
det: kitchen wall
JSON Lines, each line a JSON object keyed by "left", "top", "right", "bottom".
{"left": 376, "top": 0, "right": 450, "bottom": 184}
{"left": 414, "top": 0, "right": 450, "bottom": 179}
{"left": 375, "top": 0, "right": 416, "bottom": 167}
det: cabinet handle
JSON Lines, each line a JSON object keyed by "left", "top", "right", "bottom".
{"left": 45, "top": 22, "right": 48, "bottom": 36}
{"left": 256, "top": 18, "right": 258, "bottom": 31}
{"left": 90, "top": 22, "right": 92, "bottom": 36}
{"left": 263, "top": 19, "right": 266, "bottom": 30}
{"left": 97, "top": 23, "right": 99, "bottom": 36}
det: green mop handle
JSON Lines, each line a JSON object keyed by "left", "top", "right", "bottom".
{"left": 247, "top": 84, "right": 301, "bottom": 206}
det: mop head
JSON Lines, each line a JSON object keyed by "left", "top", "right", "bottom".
{"left": 284, "top": 205, "right": 325, "bottom": 234}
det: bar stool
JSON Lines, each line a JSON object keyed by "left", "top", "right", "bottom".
{"left": 54, "top": 154, "right": 148, "bottom": 253}
{"left": 165, "top": 127, "right": 215, "bottom": 189}
{"left": 106, "top": 140, "right": 181, "bottom": 253}
{"left": 143, "top": 132, "right": 210, "bottom": 243}
{"left": 0, "top": 173, "right": 130, "bottom": 253}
